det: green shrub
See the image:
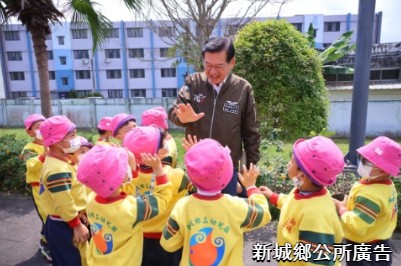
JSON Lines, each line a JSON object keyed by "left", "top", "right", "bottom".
{"left": 0, "top": 134, "right": 28, "bottom": 194}
{"left": 234, "top": 20, "right": 329, "bottom": 140}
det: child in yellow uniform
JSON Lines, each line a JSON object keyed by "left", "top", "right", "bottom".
{"left": 261, "top": 136, "right": 345, "bottom": 265}
{"left": 96, "top": 117, "right": 113, "bottom": 146}
{"left": 141, "top": 106, "right": 178, "bottom": 168}
{"left": 39, "top": 115, "right": 89, "bottom": 266}
{"left": 110, "top": 113, "right": 136, "bottom": 142}
{"left": 161, "top": 138, "right": 271, "bottom": 266}
{"left": 77, "top": 145, "right": 173, "bottom": 266}
{"left": 123, "top": 126, "right": 190, "bottom": 265}
{"left": 334, "top": 136, "right": 401, "bottom": 266}
{"left": 20, "top": 114, "right": 51, "bottom": 261}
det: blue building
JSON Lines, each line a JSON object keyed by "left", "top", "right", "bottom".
{"left": 0, "top": 13, "right": 382, "bottom": 99}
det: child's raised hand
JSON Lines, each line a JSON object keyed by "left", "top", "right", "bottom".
{"left": 259, "top": 186, "right": 274, "bottom": 199}
{"left": 182, "top": 134, "right": 199, "bottom": 151}
{"left": 140, "top": 153, "right": 161, "bottom": 168}
{"left": 238, "top": 163, "right": 259, "bottom": 189}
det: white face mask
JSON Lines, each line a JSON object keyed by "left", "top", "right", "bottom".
{"left": 357, "top": 161, "right": 372, "bottom": 178}
{"left": 61, "top": 137, "right": 81, "bottom": 154}
{"left": 357, "top": 161, "right": 381, "bottom": 181}
{"left": 35, "top": 129, "right": 43, "bottom": 140}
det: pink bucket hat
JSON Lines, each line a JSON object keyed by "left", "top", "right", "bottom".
{"left": 77, "top": 145, "right": 128, "bottom": 198}
{"left": 25, "top": 114, "right": 46, "bottom": 130}
{"left": 293, "top": 136, "right": 345, "bottom": 186}
{"left": 111, "top": 113, "right": 136, "bottom": 136}
{"left": 141, "top": 107, "right": 168, "bottom": 130}
{"left": 79, "top": 136, "right": 93, "bottom": 149}
{"left": 185, "top": 138, "right": 233, "bottom": 193}
{"left": 39, "top": 115, "right": 76, "bottom": 147}
{"left": 97, "top": 117, "right": 112, "bottom": 131}
{"left": 122, "top": 126, "right": 160, "bottom": 163}
{"left": 357, "top": 136, "right": 401, "bottom": 177}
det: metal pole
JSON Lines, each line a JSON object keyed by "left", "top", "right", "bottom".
{"left": 347, "top": 0, "right": 376, "bottom": 165}
{"left": 91, "top": 57, "right": 96, "bottom": 93}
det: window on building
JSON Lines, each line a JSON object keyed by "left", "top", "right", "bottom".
{"left": 76, "top": 90, "right": 92, "bottom": 97}
{"left": 127, "top": 27, "right": 143, "bottom": 38}
{"left": 128, "top": 48, "right": 144, "bottom": 58}
{"left": 337, "top": 74, "right": 354, "bottom": 82}
{"left": 323, "top": 43, "right": 331, "bottom": 49}
{"left": 162, "top": 88, "right": 177, "bottom": 98}
{"left": 49, "top": 71, "right": 56, "bottom": 80}
{"left": 106, "top": 70, "right": 122, "bottom": 79}
{"left": 291, "top": 23, "right": 303, "bottom": 32}
{"left": 61, "top": 77, "right": 69, "bottom": 85}
{"left": 57, "top": 36, "right": 65, "bottom": 45}
{"left": 7, "top": 51, "right": 22, "bottom": 61}
{"left": 161, "top": 68, "right": 176, "bottom": 77}
{"left": 106, "top": 28, "right": 119, "bottom": 38}
{"left": 4, "top": 31, "right": 20, "bottom": 41}
{"left": 73, "top": 50, "right": 89, "bottom": 59}
{"left": 10, "top": 91, "right": 27, "bottom": 99}
{"left": 131, "top": 89, "right": 146, "bottom": 98}
{"left": 129, "top": 69, "right": 145, "bottom": 78}
{"left": 47, "top": 51, "right": 54, "bottom": 60}
{"left": 9, "top": 72, "right": 25, "bottom": 81}
{"left": 45, "top": 34, "right": 52, "bottom": 40}
{"left": 72, "top": 29, "right": 88, "bottom": 39}
{"left": 105, "top": 49, "right": 121, "bottom": 59}
{"left": 75, "top": 70, "right": 91, "bottom": 79}
{"left": 323, "top": 74, "right": 336, "bottom": 82}
{"left": 324, "top": 22, "right": 340, "bottom": 32}
{"left": 160, "top": 48, "right": 169, "bottom": 57}
{"left": 381, "top": 69, "right": 400, "bottom": 80}
{"left": 370, "top": 70, "right": 381, "bottom": 80}
{"left": 108, "top": 89, "right": 123, "bottom": 98}
{"left": 60, "top": 56, "right": 67, "bottom": 65}
{"left": 158, "top": 27, "right": 174, "bottom": 37}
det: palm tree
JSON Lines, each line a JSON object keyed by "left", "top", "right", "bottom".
{"left": 0, "top": 0, "right": 142, "bottom": 117}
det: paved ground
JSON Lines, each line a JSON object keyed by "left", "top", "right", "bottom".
{"left": 1, "top": 192, "right": 401, "bottom": 266}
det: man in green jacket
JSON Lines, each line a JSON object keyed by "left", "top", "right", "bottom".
{"left": 169, "top": 37, "right": 261, "bottom": 196}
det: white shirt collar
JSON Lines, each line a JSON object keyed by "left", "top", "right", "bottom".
{"left": 209, "top": 76, "right": 228, "bottom": 94}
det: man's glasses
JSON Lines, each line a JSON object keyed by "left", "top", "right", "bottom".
{"left": 204, "top": 63, "right": 227, "bottom": 71}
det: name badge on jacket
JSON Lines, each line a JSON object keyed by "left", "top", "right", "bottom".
{"left": 223, "top": 101, "right": 239, "bottom": 114}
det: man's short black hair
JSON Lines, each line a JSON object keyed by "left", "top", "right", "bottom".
{"left": 202, "top": 37, "right": 235, "bottom": 63}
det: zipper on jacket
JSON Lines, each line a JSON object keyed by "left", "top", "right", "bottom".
{"left": 209, "top": 89, "right": 218, "bottom": 138}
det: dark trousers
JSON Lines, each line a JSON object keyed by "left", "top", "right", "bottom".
{"left": 142, "top": 237, "right": 182, "bottom": 266}
{"left": 44, "top": 217, "right": 82, "bottom": 266}
{"left": 222, "top": 169, "right": 241, "bottom": 196}
{"left": 345, "top": 239, "right": 392, "bottom": 266}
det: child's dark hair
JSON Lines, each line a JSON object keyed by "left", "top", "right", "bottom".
{"left": 202, "top": 37, "right": 235, "bottom": 63}
{"left": 158, "top": 129, "right": 168, "bottom": 150}
{"left": 98, "top": 128, "right": 107, "bottom": 135}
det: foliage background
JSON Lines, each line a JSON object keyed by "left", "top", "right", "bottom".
{"left": 234, "top": 20, "right": 329, "bottom": 140}
{"left": 1, "top": 128, "right": 401, "bottom": 231}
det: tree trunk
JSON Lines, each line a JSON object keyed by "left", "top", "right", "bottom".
{"left": 30, "top": 28, "right": 52, "bottom": 117}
